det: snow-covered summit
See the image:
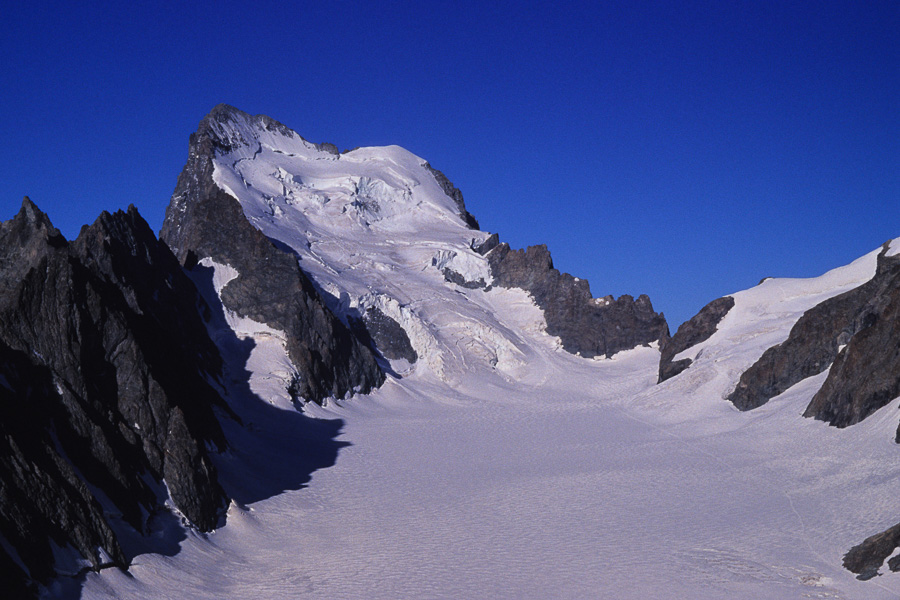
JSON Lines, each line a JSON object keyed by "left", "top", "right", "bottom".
{"left": 158, "top": 105, "right": 563, "bottom": 398}
{"left": 201, "top": 103, "right": 479, "bottom": 234}
{"left": 192, "top": 107, "right": 667, "bottom": 384}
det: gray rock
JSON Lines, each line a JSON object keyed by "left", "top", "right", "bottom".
{"left": 315, "top": 141, "right": 340, "bottom": 156}
{"left": 160, "top": 106, "right": 385, "bottom": 404}
{"left": 442, "top": 267, "right": 488, "bottom": 290}
{"left": 727, "top": 246, "right": 900, "bottom": 414}
{"left": 359, "top": 306, "right": 418, "bottom": 363}
{"left": 472, "top": 233, "right": 500, "bottom": 255}
{"left": 0, "top": 199, "right": 234, "bottom": 591}
{"left": 889, "top": 554, "right": 900, "bottom": 573}
{"left": 0, "top": 339, "right": 123, "bottom": 593}
{"left": 658, "top": 296, "right": 734, "bottom": 383}
{"left": 843, "top": 521, "right": 900, "bottom": 580}
{"left": 485, "top": 241, "right": 668, "bottom": 358}
{"left": 803, "top": 248, "right": 900, "bottom": 433}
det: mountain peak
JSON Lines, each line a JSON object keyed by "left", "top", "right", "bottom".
{"left": 3, "top": 197, "right": 66, "bottom": 255}
{"left": 18, "top": 196, "right": 56, "bottom": 231}
{"left": 194, "top": 104, "right": 343, "bottom": 157}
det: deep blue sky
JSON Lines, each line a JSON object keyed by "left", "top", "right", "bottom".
{"left": 2, "top": 1, "right": 897, "bottom": 327}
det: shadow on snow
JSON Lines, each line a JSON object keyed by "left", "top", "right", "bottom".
{"left": 48, "top": 262, "right": 349, "bottom": 599}
{"left": 190, "top": 261, "right": 350, "bottom": 508}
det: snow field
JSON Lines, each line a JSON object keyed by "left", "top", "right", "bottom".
{"left": 81, "top": 339, "right": 900, "bottom": 599}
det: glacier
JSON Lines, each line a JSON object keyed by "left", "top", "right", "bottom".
{"left": 51, "top": 106, "right": 900, "bottom": 599}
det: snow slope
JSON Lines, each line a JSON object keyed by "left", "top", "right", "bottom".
{"left": 208, "top": 112, "right": 524, "bottom": 387}
{"left": 77, "top": 344, "right": 900, "bottom": 599}
{"left": 637, "top": 247, "right": 882, "bottom": 422}
{"left": 72, "top": 116, "right": 900, "bottom": 599}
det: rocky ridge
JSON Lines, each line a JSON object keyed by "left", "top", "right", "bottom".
{"left": 0, "top": 199, "right": 233, "bottom": 595}
{"left": 726, "top": 244, "right": 900, "bottom": 430}
{"left": 421, "top": 162, "right": 481, "bottom": 230}
{"left": 803, "top": 245, "right": 900, "bottom": 431}
{"left": 479, "top": 240, "right": 669, "bottom": 358}
{"left": 657, "top": 296, "right": 734, "bottom": 383}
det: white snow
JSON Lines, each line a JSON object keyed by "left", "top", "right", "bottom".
{"left": 190, "top": 258, "right": 298, "bottom": 410}
{"left": 78, "top": 344, "right": 900, "bottom": 600}
{"left": 74, "top": 117, "right": 900, "bottom": 599}
{"left": 887, "top": 237, "right": 900, "bottom": 258}
{"left": 208, "top": 121, "right": 531, "bottom": 385}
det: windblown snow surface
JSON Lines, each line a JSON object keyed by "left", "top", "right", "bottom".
{"left": 75, "top": 117, "right": 900, "bottom": 599}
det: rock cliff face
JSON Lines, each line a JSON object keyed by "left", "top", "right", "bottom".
{"left": 803, "top": 248, "right": 900, "bottom": 433}
{"left": 482, "top": 241, "right": 668, "bottom": 357}
{"left": 0, "top": 339, "right": 122, "bottom": 595}
{"left": 0, "top": 199, "right": 232, "bottom": 595}
{"left": 355, "top": 306, "right": 418, "bottom": 364}
{"left": 727, "top": 245, "right": 900, "bottom": 417}
{"left": 843, "top": 522, "right": 900, "bottom": 580}
{"left": 160, "top": 104, "right": 384, "bottom": 404}
{"left": 657, "top": 296, "right": 734, "bottom": 383}
{"left": 475, "top": 243, "right": 669, "bottom": 358}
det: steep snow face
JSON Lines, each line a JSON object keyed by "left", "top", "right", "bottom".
{"left": 208, "top": 111, "right": 544, "bottom": 382}
{"left": 887, "top": 238, "right": 900, "bottom": 258}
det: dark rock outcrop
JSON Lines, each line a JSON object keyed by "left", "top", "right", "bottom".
{"left": 485, "top": 241, "right": 668, "bottom": 357}
{"left": 0, "top": 198, "right": 234, "bottom": 593}
{"left": 803, "top": 249, "right": 900, "bottom": 434}
{"left": 441, "top": 267, "right": 489, "bottom": 290}
{"left": 657, "top": 296, "right": 734, "bottom": 383}
{"left": 0, "top": 339, "right": 123, "bottom": 593}
{"left": 843, "top": 521, "right": 900, "bottom": 580}
{"left": 161, "top": 104, "right": 384, "bottom": 404}
{"left": 357, "top": 306, "right": 418, "bottom": 363}
{"left": 422, "top": 162, "right": 480, "bottom": 230}
{"left": 472, "top": 233, "right": 500, "bottom": 256}
{"left": 727, "top": 245, "right": 900, "bottom": 413}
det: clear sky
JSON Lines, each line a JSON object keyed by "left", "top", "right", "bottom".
{"left": 2, "top": 1, "right": 897, "bottom": 327}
